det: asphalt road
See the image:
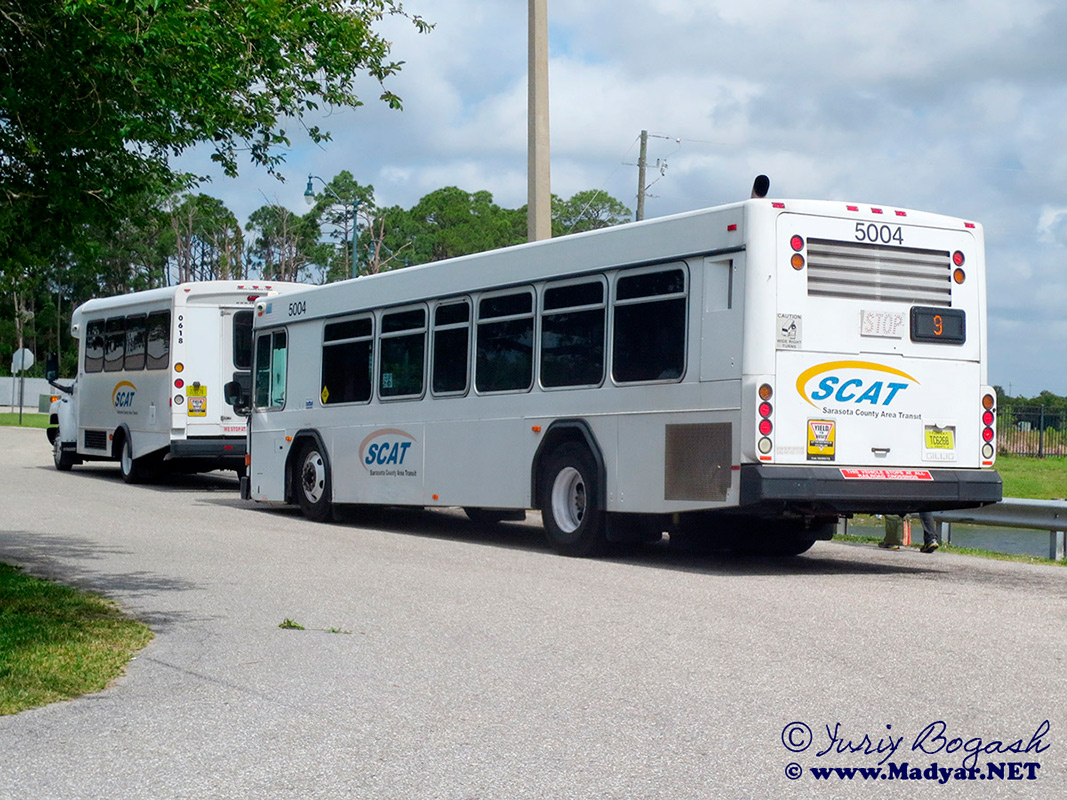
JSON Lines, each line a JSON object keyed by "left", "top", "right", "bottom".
{"left": 1, "top": 426, "right": 1064, "bottom": 799}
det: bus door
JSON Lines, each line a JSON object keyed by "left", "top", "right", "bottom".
{"left": 769, "top": 212, "right": 983, "bottom": 469}
{"left": 180, "top": 306, "right": 251, "bottom": 437}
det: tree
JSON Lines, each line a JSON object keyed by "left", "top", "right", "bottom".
{"left": 552, "top": 190, "right": 632, "bottom": 236}
{"left": 246, "top": 205, "right": 320, "bottom": 283}
{"left": 166, "top": 194, "right": 245, "bottom": 285}
{"left": 0, "top": 0, "right": 430, "bottom": 280}
{"left": 374, "top": 187, "right": 526, "bottom": 268}
{"left": 306, "top": 172, "right": 377, "bottom": 281}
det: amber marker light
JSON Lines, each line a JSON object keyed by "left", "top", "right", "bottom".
{"left": 791, "top": 253, "right": 805, "bottom": 270}
{"left": 953, "top": 268, "right": 966, "bottom": 284}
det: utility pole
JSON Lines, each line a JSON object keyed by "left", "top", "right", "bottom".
{"left": 527, "top": 0, "right": 551, "bottom": 241}
{"left": 635, "top": 129, "right": 648, "bottom": 221}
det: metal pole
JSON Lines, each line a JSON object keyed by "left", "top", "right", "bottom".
{"left": 636, "top": 129, "right": 648, "bottom": 221}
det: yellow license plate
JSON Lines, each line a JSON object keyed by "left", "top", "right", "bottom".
{"left": 924, "top": 428, "right": 955, "bottom": 449}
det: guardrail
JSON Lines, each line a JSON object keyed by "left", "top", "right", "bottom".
{"left": 931, "top": 498, "right": 1067, "bottom": 560}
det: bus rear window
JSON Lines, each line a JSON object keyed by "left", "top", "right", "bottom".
{"left": 233, "top": 310, "right": 253, "bottom": 370}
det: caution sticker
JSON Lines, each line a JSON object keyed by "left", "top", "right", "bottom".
{"left": 807, "top": 419, "right": 835, "bottom": 461}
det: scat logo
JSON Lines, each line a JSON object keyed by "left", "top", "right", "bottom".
{"left": 796, "top": 361, "right": 918, "bottom": 408}
{"left": 112, "top": 381, "right": 137, "bottom": 409}
{"left": 358, "top": 428, "right": 416, "bottom": 470}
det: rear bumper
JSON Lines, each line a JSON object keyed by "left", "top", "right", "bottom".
{"left": 739, "top": 464, "right": 1002, "bottom": 516}
{"left": 169, "top": 437, "right": 246, "bottom": 462}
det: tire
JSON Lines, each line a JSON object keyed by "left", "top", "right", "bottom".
{"left": 294, "top": 443, "right": 332, "bottom": 522}
{"left": 119, "top": 434, "right": 146, "bottom": 484}
{"left": 540, "top": 443, "right": 606, "bottom": 557}
{"left": 52, "top": 436, "right": 74, "bottom": 472}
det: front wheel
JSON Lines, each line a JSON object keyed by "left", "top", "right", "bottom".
{"left": 540, "top": 443, "right": 606, "bottom": 557}
{"left": 53, "top": 436, "right": 75, "bottom": 472}
{"left": 295, "top": 443, "right": 332, "bottom": 522}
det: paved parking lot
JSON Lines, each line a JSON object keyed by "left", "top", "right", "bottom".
{"left": 1, "top": 426, "right": 1064, "bottom": 799}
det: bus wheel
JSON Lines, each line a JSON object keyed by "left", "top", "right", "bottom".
{"left": 540, "top": 443, "right": 606, "bottom": 557}
{"left": 119, "top": 435, "right": 146, "bottom": 484}
{"left": 295, "top": 444, "right": 332, "bottom": 522}
{"left": 53, "top": 437, "right": 74, "bottom": 472}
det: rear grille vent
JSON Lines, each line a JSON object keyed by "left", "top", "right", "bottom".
{"left": 806, "top": 239, "right": 952, "bottom": 306}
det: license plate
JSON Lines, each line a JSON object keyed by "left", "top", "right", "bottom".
{"left": 924, "top": 428, "right": 955, "bottom": 450}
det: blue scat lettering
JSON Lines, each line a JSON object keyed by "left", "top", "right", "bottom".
{"left": 856, "top": 381, "right": 883, "bottom": 405}
{"left": 376, "top": 445, "right": 390, "bottom": 465}
{"left": 365, "top": 444, "right": 379, "bottom": 465}
{"left": 811, "top": 376, "right": 838, "bottom": 401}
{"left": 883, "top": 382, "right": 909, "bottom": 404}
{"left": 385, "top": 443, "right": 400, "bottom": 465}
{"left": 835, "top": 378, "right": 863, "bottom": 402}
{"left": 399, "top": 441, "right": 411, "bottom": 464}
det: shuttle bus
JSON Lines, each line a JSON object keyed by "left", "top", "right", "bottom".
{"left": 233, "top": 191, "right": 1001, "bottom": 556}
{"left": 48, "top": 281, "right": 304, "bottom": 482}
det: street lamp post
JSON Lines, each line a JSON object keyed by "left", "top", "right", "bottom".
{"left": 304, "top": 174, "right": 359, "bottom": 279}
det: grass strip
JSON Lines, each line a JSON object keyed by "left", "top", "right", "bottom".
{"left": 0, "top": 563, "right": 153, "bottom": 715}
{"left": 0, "top": 413, "right": 50, "bottom": 429}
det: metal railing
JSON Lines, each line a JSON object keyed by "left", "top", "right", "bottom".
{"left": 931, "top": 498, "right": 1067, "bottom": 560}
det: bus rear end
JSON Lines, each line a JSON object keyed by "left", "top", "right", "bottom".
{"left": 741, "top": 201, "right": 1001, "bottom": 516}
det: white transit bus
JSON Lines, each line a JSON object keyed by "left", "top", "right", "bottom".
{"left": 47, "top": 280, "right": 304, "bottom": 482}
{"left": 232, "top": 188, "right": 1001, "bottom": 556}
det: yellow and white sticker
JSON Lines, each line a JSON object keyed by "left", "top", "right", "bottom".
{"left": 807, "top": 419, "right": 836, "bottom": 461}
{"left": 186, "top": 384, "right": 207, "bottom": 417}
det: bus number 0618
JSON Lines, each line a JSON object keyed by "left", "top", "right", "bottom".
{"left": 855, "top": 223, "right": 904, "bottom": 245}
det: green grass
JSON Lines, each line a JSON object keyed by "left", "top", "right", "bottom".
{"left": 993, "top": 454, "right": 1067, "bottom": 500}
{"left": 0, "top": 563, "right": 153, "bottom": 715}
{"left": 0, "top": 412, "right": 49, "bottom": 429}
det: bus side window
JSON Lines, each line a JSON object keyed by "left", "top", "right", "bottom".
{"left": 103, "top": 317, "right": 126, "bottom": 373}
{"left": 321, "top": 317, "right": 373, "bottom": 405}
{"left": 84, "top": 320, "right": 105, "bottom": 373}
{"left": 254, "top": 330, "right": 288, "bottom": 410}
{"left": 380, "top": 307, "right": 426, "bottom": 400}
{"left": 146, "top": 311, "right": 170, "bottom": 370}
{"left": 125, "top": 314, "right": 147, "bottom": 371}
{"left": 612, "top": 266, "right": 687, "bottom": 383}
{"left": 431, "top": 300, "right": 471, "bottom": 395}
{"left": 541, "top": 279, "right": 606, "bottom": 388}
{"left": 476, "top": 289, "right": 534, "bottom": 393}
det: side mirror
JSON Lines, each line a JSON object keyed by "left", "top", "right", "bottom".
{"left": 45, "top": 352, "right": 59, "bottom": 382}
{"left": 224, "top": 380, "right": 250, "bottom": 416}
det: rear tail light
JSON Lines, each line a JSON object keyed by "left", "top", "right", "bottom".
{"left": 757, "top": 384, "right": 774, "bottom": 458}
{"left": 981, "top": 391, "right": 996, "bottom": 462}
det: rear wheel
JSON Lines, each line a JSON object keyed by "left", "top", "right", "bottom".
{"left": 119, "top": 434, "right": 147, "bottom": 484}
{"left": 540, "top": 443, "right": 606, "bottom": 557}
{"left": 295, "top": 443, "right": 332, "bottom": 522}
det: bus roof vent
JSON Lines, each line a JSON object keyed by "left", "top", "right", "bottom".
{"left": 805, "top": 238, "right": 952, "bottom": 306}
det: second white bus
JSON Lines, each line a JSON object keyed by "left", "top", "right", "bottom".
{"left": 232, "top": 194, "right": 1001, "bottom": 556}
{"left": 48, "top": 280, "right": 305, "bottom": 481}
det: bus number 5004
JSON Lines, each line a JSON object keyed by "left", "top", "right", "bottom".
{"left": 855, "top": 223, "right": 904, "bottom": 245}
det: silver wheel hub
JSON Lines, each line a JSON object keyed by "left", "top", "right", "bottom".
{"left": 301, "top": 451, "right": 326, "bottom": 504}
{"left": 551, "top": 467, "right": 585, "bottom": 534}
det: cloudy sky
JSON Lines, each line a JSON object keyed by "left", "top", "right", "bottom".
{"left": 177, "top": 0, "right": 1067, "bottom": 397}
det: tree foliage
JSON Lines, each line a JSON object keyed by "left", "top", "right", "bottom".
{"left": 0, "top": 0, "right": 430, "bottom": 278}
